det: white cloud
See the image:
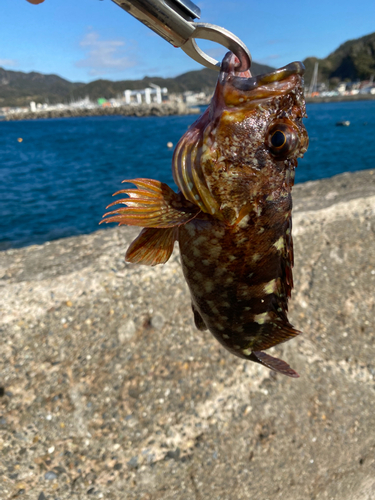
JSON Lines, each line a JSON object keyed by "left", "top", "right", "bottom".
{"left": 75, "top": 31, "right": 137, "bottom": 76}
{"left": 0, "top": 59, "right": 17, "bottom": 67}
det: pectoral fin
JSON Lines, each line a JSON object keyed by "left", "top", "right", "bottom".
{"left": 126, "top": 227, "right": 178, "bottom": 266}
{"left": 101, "top": 178, "right": 199, "bottom": 228}
{"left": 249, "top": 351, "right": 299, "bottom": 378}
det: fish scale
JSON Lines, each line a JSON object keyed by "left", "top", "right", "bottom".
{"left": 101, "top": 51, "right": 309, "bottom": 378}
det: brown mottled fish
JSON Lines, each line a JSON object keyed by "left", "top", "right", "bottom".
{"left": 101, "top": 52, "right": 309, "bottom": 378}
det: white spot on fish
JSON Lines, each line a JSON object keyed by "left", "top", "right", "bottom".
{"left": 263, "top": 279, "right": 276, "bottom": 295}
{"left": 186, "top": 224, "right": 196, "bottom": 236}
{"left": 254, "top": 312, "right": 270, "bottom": 325}
{"left": 273, "top": 236, "right": 285, "bottom": 252}
{"left": 214, "top": 267, "right": 226, "bottom": 277}
{"left": 192, "top": 247, "right": 201, "bottom": 257}
{"left": 238, "top": 215, "right": 250, "bottom": 228}
{"left": 228, "top": 255, "right": 237, "bottom": 261}
{"left": 207, "top": 300, "right": 219, "bottom": 315}
{"left": 194, "top": 235, "right": 207, "bottom": 246}
{"left": 202, "top": 259, "right": 210, "bottom": 266}
{"left": 182, "top": 255, "right": 194, "bottom": 268}
{"left": 212, "top": 228, "right": 225, "bottom": 238}
{"left": 243, "top": 348, "right": 252, "bottom": 356}
{"left": 208, "top": 245, "right": 222, "bottom": 259}
{"left": 223, "top": 334, "right": 230, "bottom": 339}
{"left": 252, "top": 254, "right": 261, "bottom": 263}
{"left": 204, "top": 281, "right": 214, "bottom": 293}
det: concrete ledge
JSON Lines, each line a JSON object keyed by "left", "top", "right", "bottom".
{"left": 1, "top": 169, "right": 375, "bottom": 499}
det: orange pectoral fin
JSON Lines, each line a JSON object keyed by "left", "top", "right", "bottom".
{"left": 100, "top": 178, "right": 199, "bottom": 228}
{"left": 125, "top": 227, "right": 178, "bottom": 266}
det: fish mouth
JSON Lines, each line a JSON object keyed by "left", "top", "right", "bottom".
{"left": 231, "top": 61, "right": 305, "bottom": 92}
{"left": 218, "top": 52, "right": 305, "bottom": 102}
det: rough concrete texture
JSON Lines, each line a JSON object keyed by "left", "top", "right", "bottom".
{"left": 1, "top": 169, "right": 375, "bottom": 500}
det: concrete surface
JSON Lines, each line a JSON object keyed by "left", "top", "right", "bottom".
{"left": 1, "top": 169, "right": 375, "bottom": 500}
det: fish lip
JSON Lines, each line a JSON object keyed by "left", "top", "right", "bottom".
{"left": 230, "top": 61, "right": 305, "bottom": 92}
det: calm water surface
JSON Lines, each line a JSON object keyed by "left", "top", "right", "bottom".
{"left": 1, "top": 100, "right": 374, "bottom": 249}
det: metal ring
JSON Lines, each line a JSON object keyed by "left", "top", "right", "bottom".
{"left": 180, "top": 23, "right": 251, "bottom": 72}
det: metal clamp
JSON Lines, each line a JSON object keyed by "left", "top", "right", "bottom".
{"left": 111, "top": 0, "right": 251, "bottom": 71}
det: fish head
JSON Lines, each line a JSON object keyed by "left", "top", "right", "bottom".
{"left": 173, "top": 52, "right": 309, "bottom": 223}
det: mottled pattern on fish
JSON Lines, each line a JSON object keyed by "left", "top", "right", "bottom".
{"left": 101, "top": 52, "right": 309, "bottom": 378}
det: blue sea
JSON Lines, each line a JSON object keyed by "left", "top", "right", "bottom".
{"left": 1, "top": 100, "right": 374, "bottom": 250}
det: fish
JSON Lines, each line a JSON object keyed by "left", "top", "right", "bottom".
{"left": 101, "top": 52, "right": 309, "bottom": 378}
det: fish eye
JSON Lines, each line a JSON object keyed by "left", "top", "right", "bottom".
{"left": 267, "top": 122, "right": 299, "bottom": 159}
{"left": 270, "top": 130, "right": 286, "bottom": 149}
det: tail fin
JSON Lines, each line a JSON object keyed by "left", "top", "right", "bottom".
{"left": 100, "top": 178, "right": 199, "bottom": 266}
{"left": 249, "top": 351, "right": 299, "bottom": 378}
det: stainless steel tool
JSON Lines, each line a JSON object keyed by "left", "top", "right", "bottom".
{"left": 110, "top": 0, "right": 251, "bottom": 71}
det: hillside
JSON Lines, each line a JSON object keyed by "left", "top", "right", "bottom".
{"left": 303, "top": 31, "right": 375, "bottom": 85}
{"left": 3, "top": 29, "right": 374, "bottom": 108}
{"left": 0, "top": 67, "right": 83, "bottom": 107}
{"left": 0, "top": 62, "right": 274, "bottom": 108}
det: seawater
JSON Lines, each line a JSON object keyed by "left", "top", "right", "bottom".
{"left": 1, "top": 100, "right": 374, "bottom": 250}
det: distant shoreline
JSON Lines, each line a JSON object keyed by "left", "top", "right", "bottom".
{"left": 305, "top": 94, "right": 375, "bottom": 104}
{"left": 3, "top": 93, "right": 375, "bottom": 123}
{"left": 2, "top": 102, "right": 200, "bottom": 122}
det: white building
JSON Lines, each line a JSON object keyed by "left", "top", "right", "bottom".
{"left": 124, "top": 84, "right": 168, "bottom": 105}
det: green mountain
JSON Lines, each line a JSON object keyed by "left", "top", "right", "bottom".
{"left": 303, "top": 31, "right": 375, "bottom": 86}
{"left": 0, "top": 62, "right": 274, "bottom": 108}
{"left": 4, "top": 28, "right": 374, "bottom": 108}
{"left": 0, "top": 68, "right": 84, "bottom": 107}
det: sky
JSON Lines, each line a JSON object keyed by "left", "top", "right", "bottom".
{"left": 1, "top": 0, "right": 375, "bottom": 83}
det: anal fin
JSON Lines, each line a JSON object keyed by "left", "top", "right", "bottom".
{"left": 249, "top": 351, "right": 299, "bottom": 378}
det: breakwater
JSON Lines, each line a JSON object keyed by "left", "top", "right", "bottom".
{"left": 306, "top": 93, "right": 375, "bottom": 104}
{"left": 4, "top": 101, "right": 200, "bottom": 121}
